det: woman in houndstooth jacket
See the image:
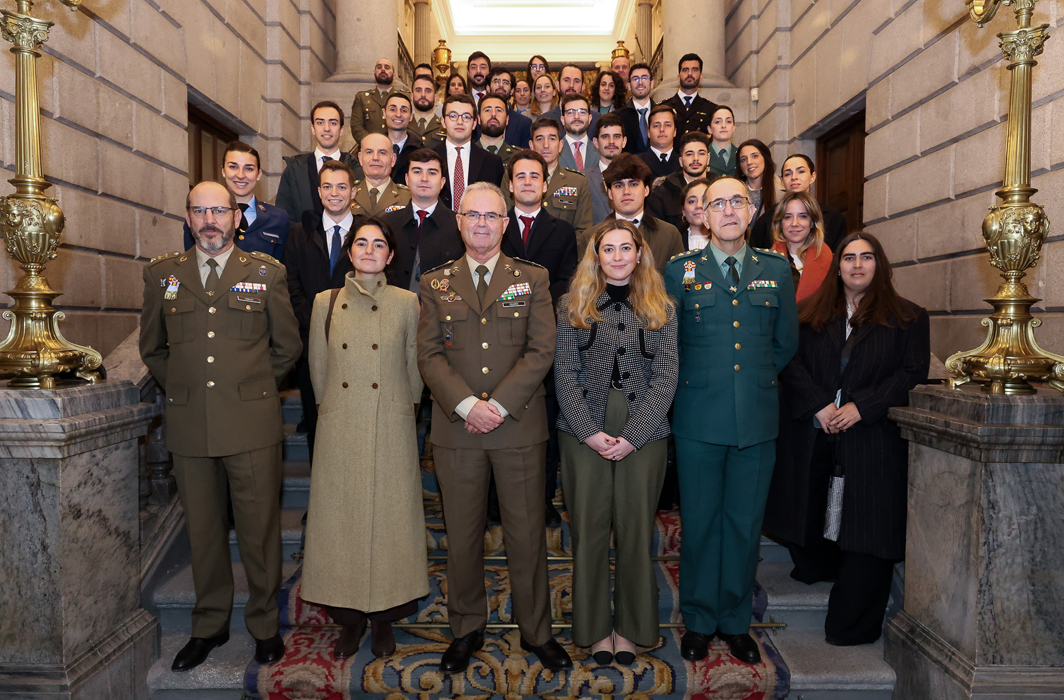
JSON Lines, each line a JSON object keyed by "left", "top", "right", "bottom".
{"left": 555, "top": 219, "right": 679, "bottom": 665}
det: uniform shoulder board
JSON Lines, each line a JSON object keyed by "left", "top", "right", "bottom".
{"left": 564, "top": 167, "right": 578, "bottom": 174}
{"left": 423, "top": 259, "right": 456, "bottom": 275}
{"left": 668, "top": 249, "right": 700, "bottom": 263}
{"left": 250, "top": 251, "right": 281, "bottom": 265}
{"left": 396, "top": 183, "right": 409, "bottom": 190}
{"left": 755, "top": 246, "right": 786, "bottom": 257}
{"left": 511, "top": 256, "right": 546, "bottom": 270}
{"left": 148, "top": 251, "right": 181, "bottom": 264}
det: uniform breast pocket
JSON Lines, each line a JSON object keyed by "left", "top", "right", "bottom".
{"left": 550, "top": 197, "right": 576, "bottom": 213}
{"left": 163, "top": 297, "right": 195, "bottom": 343}
{"left": 440, "top": 304, "right": 468, "bottom": 351}
{"left": 748, "top": 292, "right": 779, "bottom": 335}
{"left": 682, "top": 293, "right": 715, "bottom": 337}
{"left": 496, "top": 298, "right": 531, "bottom": 346}
{"left": 227, "top": 292, "right": 267, "bottom": 340}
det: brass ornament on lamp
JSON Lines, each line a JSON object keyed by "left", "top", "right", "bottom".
{"left": 0, "top": 0, "right": 101, "bottom": 389}
{"left": 947, "top": 0, "right": 1064, "bottom": 395}
{"left": 611, "top": 40, "right": 630, "bottom": 62}
{"left": 432, "top": 39, "right": 451, "bottom": 87}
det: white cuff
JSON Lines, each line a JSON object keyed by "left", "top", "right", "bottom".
{"left": 455, "top": 395, "right": 479, "bottom": 421}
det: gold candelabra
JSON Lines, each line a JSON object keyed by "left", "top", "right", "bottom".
{"left": 0, "top": 0, "right": 100, "bottom": 389}
{"left": 947, "top": 0, "right": 1064, "bottom": 395}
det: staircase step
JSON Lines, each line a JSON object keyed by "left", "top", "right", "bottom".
{"left": 283, "top": 423, "right": 309, "bottom": 462}
{"left": 758, "top": 560, "right": 832, "bottom": 630}
{"left": 775, "top": 628, "right": 894, "bottom": 699}
{"left": 154, "top": 561, "right": 300, "bottom": 633}
{"left": 759, "top": 534, "right": 790, "bottom": 563}
{"left": 281, "top": 460, "right": 310, "bottom": 509}
{"left": 147, "top": 631, "right": 253, "bottom": 699}
{"left": 229, "top": 508, "right": 304, "bottom": 562}
{"left": 281, "top": 389, "right": 302, "bottom": 424}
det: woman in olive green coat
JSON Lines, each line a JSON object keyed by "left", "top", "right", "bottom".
{"left": 301, "top": 218, "right": 427, "bottom": 659}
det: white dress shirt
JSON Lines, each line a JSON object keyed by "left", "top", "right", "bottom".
{"left": 650, "top": 146, "right": 673, "bottom": 162}
{"left": 322, "top": 211, "right": 355, "bottom": 258}
{"left": 445, "top": 140, "right": 471, "bottom": 202}
{"left": 454, "top": 251, "right": 510, "bottom": 420}
{"left": 195, "top": 245, "right": 235, "bottom": 287}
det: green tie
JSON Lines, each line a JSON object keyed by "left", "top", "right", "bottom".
{"left": 726, "top": 256, "right": 740, "bottom": 286}
{"left": 476, "top": 265, "right": 490, "bottom": 306}
{"left": 487, "top": 145, "right": 497, "bottom": 154}
{"left": 205, "top": 258, "right": 220, "bottom": 296}
{"left": 369, "top": 188, "right": 379, "bottom": 209}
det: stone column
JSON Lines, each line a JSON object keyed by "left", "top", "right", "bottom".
{"left": 635, "top": 0, "right": 654, "bottom": 63}
{"left": 885, "top": 385, "right": 1064, "bottom": 698}
{"left": 330, "top": 0, "right": 399, "bottom": 83}
{"left": 660, "top": 0, "right": 729, "bottom": 88}
{"left": 0, "top": 382, "right": 158, "bottom": 699}
{"left": 413, "top": 0, "right": 431, "bottom": 67}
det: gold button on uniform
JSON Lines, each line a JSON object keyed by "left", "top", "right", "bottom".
{"left": 514, "top": 312, "right": 520, "bottom": 317}
{"left": 481, "top": 318, "right": 487, "bottom": 325}
{"left": 734, "top": 344, "right": 741, "bottom": 350}
{"left": 694, "top": 303, "right": 700, "bottom": 309}
{"left": 207, "top": 380, "right": 215, "bottom": 387}
{"left": 207, "top": 356, "right": 215, "bottom": 363}
{"left": 733, "top": 321, "right": 740, "bottom": 328}
{"left": 209, "top": 307, "right": 217, "bottom": 314}
{"left": 445, "top": 315, "right": 452, "bottom": 321}
{"left": 734, "top": 364, "right": 740, "bottom": 371}
{"left": 732, "top": 299, "right": 739, "bottom": 306}
{"left": 245, "top": 305, "right": 251, "bottom": 311}
{"left": 208, "top": 331, "right": 215, "bottom": 338}
{"left": 481, "top": 392, "right": 489, "bottom": 399}
{"left": 482, "top": 342, "right": 489, "bottom": 349}
{"left": 170, "top": 307, "right": 176, "bottom": 313}
{"left": 482, "top": 367, "right": 489, "bottom": 374}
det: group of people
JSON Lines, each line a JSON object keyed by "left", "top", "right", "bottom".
{"left": 141, "top": 49, "right": 931, "bottom": 677}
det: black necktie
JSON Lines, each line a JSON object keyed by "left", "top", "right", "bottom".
{"left": 726, "top": 255, "right": 740, "bottom": 286}
{"left": 329, "top": 225, "right": 342, "bottom": 275}
{"left": 237, "top": 202, "right": 249, "bottom": 234}
{"left": 393, "top": 143, "right": 400, "bottom": 154}
{"left": 660, "top": 152, "right": 668, "bottom": 163}
{"left": 321, "top": 154, "right": 332, "bottom": 165}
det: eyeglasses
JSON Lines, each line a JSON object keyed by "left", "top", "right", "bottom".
{"left": 530, "top": 63, "right": 546, "bottom": 70}
{"left": 564, "top": 108, "right": 590, "bottom": 116}
{"left": 491, "top": 78, "right": 512, "bottom": 87}
{"left": 445, "top": 112, "right": 475, "bottom": 123}
{"left": 459, "top": 211, "right": 504, "bottom": 223}
{"left": 704, "top": 196, "right": 751, "bottom": 212}
{"left": 630, "top": 75, "right": 651, "bottom": 84}
{"left": 189, "top": 206, "right": 236, "bottom": 217}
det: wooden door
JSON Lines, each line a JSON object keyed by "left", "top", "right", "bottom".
{"left": 816, "top": 111, "right": 865, "bottom": 233}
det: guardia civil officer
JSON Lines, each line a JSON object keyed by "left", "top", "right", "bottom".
{"left": 140, "top": 181, "right": 302, "bottom": 671}
{"left": 663, "top": 176, "right": 798, "bottom": 665}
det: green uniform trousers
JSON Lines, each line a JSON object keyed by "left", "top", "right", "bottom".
{"left": 172, "top": 443, "right": 283, "bottom": 640}
{"left": 560, "top": 389, "right": 668, "bottom": 647}
{"left": 675, "top": 438, "right": 775, "bottom": 636}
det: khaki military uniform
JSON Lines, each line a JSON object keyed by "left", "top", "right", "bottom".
{"left": 479, "top": 139, "right": 517, "bottom": 167}
{"left": 351, "top": 178, "right": 411, "bottom": 217}
{"left": 139, "top": 247, "right": 302, "bottom": 640}
{"left": 351, "top": 87, "right": 405, "bottom": 148}
{"left": 408, "top": 112, "right": 446, "bottom": 147}
{"left": 416, "top": 254, "right": 557, "bottom": 645}
{"left": 502, "top": 165, "right": 594, "bottom": 240}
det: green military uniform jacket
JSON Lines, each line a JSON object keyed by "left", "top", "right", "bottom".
{"left": 139, "top": 247, "right": 303, "bottom": 458}
{"left": 479, "top": 139, "right": 517, "bottom": 167}
{"left": 663, "top": 245, "right": 799, "bottom": 448}
{"left": 351, "top": 87, "right": 405, "bottom": 148}
{"left": 351, "top": 178, "right": 411, "bottom": 217}
{"left": 409, "top": 113, "right": 446, "bottom": 147}
{"left": 502, "top": 165, "right": 594, "bottom": 240}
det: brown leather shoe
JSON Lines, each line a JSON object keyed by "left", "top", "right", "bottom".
{"left": 371, "top": 620, "right": 396, "bottom": 657}
{"left": 334, "top": 619, "right": 367, "bottom": 659}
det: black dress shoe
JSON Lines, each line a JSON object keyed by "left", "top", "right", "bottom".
{"left": 171, "top": 632, "right": 229, "bottom": 671}
{"left": 680, "top": 631, "right": 710, "bottom": 661}
{"left": 544, "top": 501, "right": 562, "bottom": 528}
{"left": 520, "top": 637, "right": 573, "bottom": 670}
{"left": 370, "top": 620, "right": 396, "bottom": 657}
{"left": 334, "top": 619, "right": 366, "bottom": 659}
{"left": 254, "top": 635, "right": 285, "bottom": 665}
{"left": 440, "top": 630, "right": 484, "bottom": 673}
{"left": 717, "top": 631, "right": 761, "bottom": 664}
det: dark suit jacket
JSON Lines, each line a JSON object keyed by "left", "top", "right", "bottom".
{"left": 750, "top": 202, "right": 848, "bottom": 252}
{"left": 183, "top": 199, "right": 290, "bottom": 260}
{"left": 616, "top": 100, "right": 656, "bottom": 153}
{"left": 382, "top": 202, "right": 466, "bottom": 291}
{"left": 501, "top": 207, "right": 578, "bottom": 305}
{"left": 433, "top": 141, "right": 506, "bottom": 210}
{"left": 639, "top": 148, "right": 681, "bottom": 179}
{"left": 275, "top": 151, "right": 357, "bottom": 225}
{"left": 764, "top": 304, "right": 930, "bottom": 560}
{"left": 392, "top": 133, "right": 425, "bottom": 186}
{"left": 282, "top": 209, "right": 355, "bottom": 352}
{"left": 505, "top": 109, "right": 533, "bottom": 149}
{"left": 662, "top": 94, "right": 718, "bottom": 137}
{"left": 645, "top": 171, "right": 687, "bottom": 238}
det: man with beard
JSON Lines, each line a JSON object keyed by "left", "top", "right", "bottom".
{"left": 662, "top": 53, "right": 718, "bottom": 138}
{"left": 486, "top": 67, "right": 533, "bottom": 149}
{"left": 477, "top": 94, "right": 517, "bottom": 167}
{"left": 637, "top": 105, "right": 681, "bottom": 179}
{"left": 433, "top": 94, "right": 506, "bottom": 210}
{"left": 616, "top": 63, "right": 656, "bottom": 154}
{"left": 351, "top": 58, "right": 404, "bottom": 148}
{"left": 351, "top": 132, "right": 411, "bottom": 217}
{"left": 558, "top": 93, "right": 599, "bottom": 172}
{"left": 542, "top": 65, "right": 600, "bottom": 133}
{"left": 467, "top": 51, "right": 492, "bottom": 107}
{"left": 585, "top": 113, "right": 627, "bottom": 224}
{"left": 276, "top": 101, "right": 357, "bottom": 225}
{"left": 646, "top": 131, "right": 715, "bottom": 237}
{"left": 140, "top": 181, "right": 301, "bottom": 672}
{"left": 384, "top": 92, "right": 425, "bottom": 185}
{"left": 408, "top": 74, "right": 447, "bottom": 146}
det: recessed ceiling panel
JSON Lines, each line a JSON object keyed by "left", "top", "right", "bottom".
{"left": 447, "top": 0, "right": 621, "bottom": 35}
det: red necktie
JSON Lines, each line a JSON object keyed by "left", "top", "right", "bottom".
{"left": 453, "top": 146, "right": 464, "bottom": 212}
{"left": 573, "top": 141, "right": 584, "bottom": 170}
{"left": 416, "top": 209, "right": 428, "bottom": 245}
{"left": 520, "top": 216, "right": 534, "bottom": 246}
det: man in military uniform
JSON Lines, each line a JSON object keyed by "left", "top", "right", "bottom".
{"left": 408, "top": 74, "right": 447, "bottom": 146}
{"left": 417, "top": 182, "right": 572, "bottom": 674}
{"left": 351, "top": 133, "right": 411, "bottom": 217}
{"left": 350, "top": 57, "right": 404, "bottom": 148}
{"left": 662, "top": 53, "right": 718, "bottom": 138}
{"left": 502, "top": 117, "right": 593, "bottom": 241}
{"left": 663, "top": 176, "right": 798, "bottom": 666}
{"left": 477, "top": 94, "right": 517, "bottom": 166}
{"left": 140, "top": 181, "right": 302, "bottom": 671}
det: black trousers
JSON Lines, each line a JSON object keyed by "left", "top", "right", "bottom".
{"left": 295, "top": 355, "right": 317, "bottom": 463}
{"left": 786, "top": 433, "right": 896, "bottom": 645}
{"left": 326, "top": 599, "right": 418, "bottom": 626}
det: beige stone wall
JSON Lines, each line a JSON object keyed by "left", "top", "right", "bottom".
{"left": 726, "top": 0, "right": 1064, "bottom": 362}
{"left": 0, "top": 0, "right": 336, "bottom": 357}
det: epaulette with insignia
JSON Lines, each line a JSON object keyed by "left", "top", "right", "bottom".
{"left": 250, "top": 251, "right": 281, "bottom": 265}
{"left": 424, "top": 259, "right": 456, "bottom": 275}
{"left": 511, "top": 257, "right": 546, "bottom": 270}
{"left": 396, "top": 183, "right": 409, "bottom": 190}
{"left": 353, "top": 179, "right": 363, "bottom": 186}
{"left": 755, "top": 246, "right": 786, "bottom": 257}
{"left": 148, "top": 251, "right": 181, "bottom": 264}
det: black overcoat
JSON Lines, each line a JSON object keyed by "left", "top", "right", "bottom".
{"left": 763, "top": 301, "right": 930, "bottom": 560}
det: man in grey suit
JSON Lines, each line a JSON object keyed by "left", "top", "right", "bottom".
{"left": 275, "top": 101, "right": 357, "bottom": 225}
{"left": 584, "top": 113, "right": 626, "bottom": 224}
{"left": 558, "top": 93, "right": 599, "bottom": 173}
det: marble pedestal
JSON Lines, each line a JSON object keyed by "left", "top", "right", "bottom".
{"left": 0, "top": 382, "right": 159, "bottom": 700}
{"left": 885, "top": 384, "right": 1064, "bottom": 699}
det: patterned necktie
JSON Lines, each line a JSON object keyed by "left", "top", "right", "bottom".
{"left": 476, "top": 264, "right": 489, "bottom": 306}
{"left": 329, "top": 225, "right": 342, "bottom": 275}
{"left": 205, "top": 258, "right": 220, "bottom": 295}
{"left": 520, "top": 215, "right": 534, "bottom": 247}
{"left": 573, "top": 141, "right": 584, "bottom": 170}
{"left": 237, "top": 202, "right": 249, "bottom": 235}
{"left": 726, "top": 255, "right": 740, "bottom": 286}
{"left": 453, "top": 146, "right": 464, "bottom": 211}
{"left": 637, "top": 108, "right": 648, "bottom": 146}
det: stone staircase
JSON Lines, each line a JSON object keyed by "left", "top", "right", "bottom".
{"left": 145, "top": 390, "right": 896, "bottom": 698}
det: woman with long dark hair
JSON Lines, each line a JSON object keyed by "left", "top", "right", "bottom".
{"left": 737, "top": 139, "right": 781, "bottom": 225}
{"left": 764, "top": 231, "right": 929, "bottom": 647}
{"left": 591, "top": 70, "right": 627, "bottom": 114}
{"left": 528, "top": 54, "right": 550, "bottom": 82}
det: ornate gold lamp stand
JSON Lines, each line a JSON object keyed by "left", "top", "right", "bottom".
{"left": 947, "top": 0, "right": 1064, "bottom": 395}
{"left": 433, "top": 39, "right": 452, "bottom": 87}
{"left": 0, "top": 0, "right": 100, "bottom": 389}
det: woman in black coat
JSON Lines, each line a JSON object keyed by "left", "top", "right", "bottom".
{"left": 763, "top": 231, "right": 929, "bottom": 646}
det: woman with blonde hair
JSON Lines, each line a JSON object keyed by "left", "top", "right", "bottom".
{"left": 531, "top": 73, "right": 559, "bottom": 116}
{"left": 770, "top": 191, "right": 834, "bottom": 302}
{"left": 555, "top": 219, "right": 679, "bottom": 666}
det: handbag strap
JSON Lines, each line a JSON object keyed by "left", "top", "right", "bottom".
{"left": 324, "top": 288, "right": 341, "bottom": 341}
